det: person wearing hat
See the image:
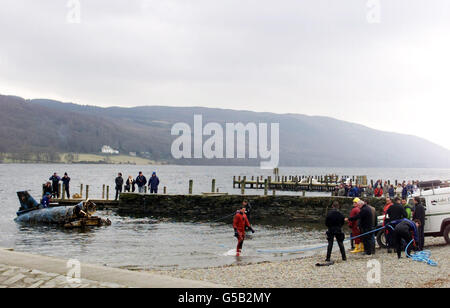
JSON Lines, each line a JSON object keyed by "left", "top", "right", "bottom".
{"left": 62, "top": 173, "right": 71, "bottom": 199}
{"left": 348, "top": 198, "right": 363, "bottom": 253}
{"left": 41, "top": 192, "right": 52, "bottom": 208}
{"left": 148, "top": 172, "right": 160, "bottom": 194}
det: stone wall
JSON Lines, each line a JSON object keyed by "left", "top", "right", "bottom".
{"left": 116, "top": 194, "right": 386, "bottom": 225}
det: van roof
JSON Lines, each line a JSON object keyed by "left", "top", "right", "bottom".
{"left": 413, "top": 187, "right": 450, "bottom": 197}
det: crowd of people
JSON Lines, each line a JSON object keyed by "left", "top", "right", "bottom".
{"left": 325, "top": 196, "right": 425, "bottom": 262}
{"left": 114, "top": 171, "right": 160, "bottom": 200}
{"left": 41, "top": 171, "right": 161, "bottom": 203}
{"left": 334, "top": 180, "right": 420, "bottom": 199}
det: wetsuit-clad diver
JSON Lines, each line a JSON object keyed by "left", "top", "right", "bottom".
{"left": 390, "top": 219, "right": 420, "bottom": 259}
{"left": 233, "top": 206, "right": 255, "bottom": 256}
{"left": 325, "top": 201, "right": 347, "bottom": 262}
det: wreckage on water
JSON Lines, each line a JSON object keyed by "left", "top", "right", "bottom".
{"left": 15, "top": 191, "right": 111, "bottom": 228}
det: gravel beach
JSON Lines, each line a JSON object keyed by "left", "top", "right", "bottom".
{"left": 147, "top": 238, "right": 449, "bottom": 288}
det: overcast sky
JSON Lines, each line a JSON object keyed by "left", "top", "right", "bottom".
{"left": 1, "top": 0, "right": 449, "bottom": 150}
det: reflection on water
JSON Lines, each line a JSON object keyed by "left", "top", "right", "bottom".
{"left": 1, "top": 164, "right": 449, "bottom": 269}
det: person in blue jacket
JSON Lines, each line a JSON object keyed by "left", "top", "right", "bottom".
{"left": 135, "top": 172, "right": 147, "bottom": 193}
{"left": 148, "top": 172, "right": 160, "bottom": 194}
{"left": 41, "top": 193, "right": 52, "bottom": 208}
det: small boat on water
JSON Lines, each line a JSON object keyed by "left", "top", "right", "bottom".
{"left": 15, "top": 191, "right": 112, "bottom": 228}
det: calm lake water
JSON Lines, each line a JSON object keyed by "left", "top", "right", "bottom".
{"left": 1, "top": 164, "right": 449, "bottom": 270}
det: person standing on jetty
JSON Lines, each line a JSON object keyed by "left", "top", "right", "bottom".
{"left": 115, "top": 173, "right": 124, "bottom": 200}
{"left": 349, "top": 198, "right": 362, "bottom": 253}
{"left": 49, "top": 173, "right": 60, "bottom": 198}
{"left": 148, "top": 172, "right": 160, "bottom": 194}
{"left": 325, "top": 201, "right": 347, "bottom": 262}
{"left": 125, "top": 175, "right": 135, "bottom": 192}
{"left": 62, "top": 173, "right": 71, "bottom": 199}
{"left": 135, "top": 172, "right": 147, "bottom": 193}
{"left": 346, "top": 200, "right": 374, "bottom": 255}
{"left": 233, "top": 206, "right": 255, "bottom": 257}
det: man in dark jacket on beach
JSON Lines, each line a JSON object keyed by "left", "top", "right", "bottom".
{"left": 148, "top": 172, "right": 160, "bottom": 194}
{"left": 115, "top": 173, "right": 124, "bottom": 200}
{"left": 325, "top": 201, "right": 346, "bottom": 262}
{"left": 413, "top": 197, "right": 426, "bottom": 251}
{"left": 135, "top": 172, "right": 147, "bottom": 193}
{"left": 347, "top": 200, "right": 374, "bottom": 255}
{"left": 49, "top": 173, "right": 60, "bottom": 198}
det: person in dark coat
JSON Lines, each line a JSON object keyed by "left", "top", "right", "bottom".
{"left": 61, "top": 173, "right": 71, "bottom": 199}
{"left": 347, "top": 200, "right": 374, "bottom": 255}
{"left": 49, "top": 173, "right": 61, "bottom": 198}
{"left": 115, "top": 173, "right": 124, "bottom": 200}
{"left": 392, "top": 219, "right": 420, "bottom": 259}
{"left": 125, "top": 176, "right": 135, "bottom": 192}
{"left": 413, "top": 197, "right": 426, "bottom": 251}
{"left": 325, "top": 201, "right": 347, "bottom": 262}
{"left": 148, "top": 172, "right": 160, "bottom": 194}
{"left": 386, "top": 197, "right": 408, "bottom": 223}
{"left": 135, "top": 172, "right": 147, "bottom": 193}
{"left": 43, "top": 182, "right": 53, "bottom": 197}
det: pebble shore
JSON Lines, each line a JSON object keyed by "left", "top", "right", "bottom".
{"left": 148, "top": 238, "right": 449, "bottom": 288}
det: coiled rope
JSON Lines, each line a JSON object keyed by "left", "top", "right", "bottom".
{"left": 405, "top": 239, "right": 437, "bottom": 266}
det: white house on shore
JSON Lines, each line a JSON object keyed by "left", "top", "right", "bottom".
{"left": 101, "top": 145, "right": 119, "bottom": 155}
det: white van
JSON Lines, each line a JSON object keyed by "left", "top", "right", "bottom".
{"left": 376, "top": 186, "right": 450, "bottom": 246}
{"left": 416, "top": 187, "right": 450, "bottom": 242}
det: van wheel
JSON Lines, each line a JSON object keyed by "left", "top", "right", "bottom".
{"left": 444, "top": 225, "right": 450, "bottom": 245}
{"left": 377, "top": 230, "right": 388, "bottom": 248}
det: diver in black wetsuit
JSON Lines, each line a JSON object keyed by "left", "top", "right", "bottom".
{"left": 325, "top": 201, "right": 347, "bottom": 262}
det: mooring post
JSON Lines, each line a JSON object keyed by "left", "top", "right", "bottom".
{"left": 62, "top": 185, "right": 65, "bottom": 200}
{"left": 164, "top": 186, "right": 167, "bottom": 194}
{"left": 58, "top": 183, "right": 62, "bottom": 199}
{"left": 233, "top": 176, "right": 236, "bottom": 188}
{"left": 86, "top": 185, "right": 89, "bottom": 200}
{"left": 264, "top": 179, "right": 268, "bottom": 196}
{"left": 189, "top": 180, "right": 193, "bottom": 195}
{"left": 106, "top": 186, "right": 110, "bottom": 200}
{"left": 102, "top": 184, "right": 105, "bottom": 199}
{"left": 144, "top": 186, "right": 148, "bottom": 194}
{"left": 241, "top": 176, "right": 246, "bottom": 195}
{"left": 80, "top": 184, "right": 83, "bottom": 198}
{"left": 212, "top": 179, "right": 216, "bottom": 193}
{"left": 302, "top": 191, "right": 306, "bottom": 197}
{"left": 272, "top": 189, "right": 276, "bottom": 196}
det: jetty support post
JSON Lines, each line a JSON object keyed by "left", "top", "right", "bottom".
{"left": 212, "top": 179, "right": 216, "bottom": 193}
{"left": 80, "top": 184, "right": 83, "bottom": 198}
{"left": 106, "top": 186, "right": 110, "bottom": 201}
{"left": 264, "top": 179, "right": 268, "bottom": 196}
{"left": 86, "top": 185, "right": 89, "bottom": 200}
{"left": 164, "top": 186, "right": 167, "bottom": 194}
{"left": 189, "top": 180, "right": 193, "bottom": 195}
{"left": 102, "top": 184, "right": 105, "bottom": 199}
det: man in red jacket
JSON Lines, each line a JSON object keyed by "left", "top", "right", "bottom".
{"left": 233, "top": 206, "right": 255, "bottom": 256}
{"left": 349, "top": 198, "right": 362, "bottom": 253}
